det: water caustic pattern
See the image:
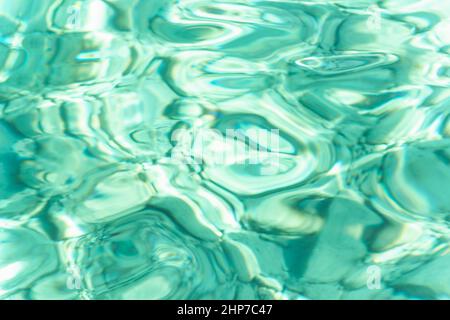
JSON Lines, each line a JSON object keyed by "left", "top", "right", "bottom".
{"left": 0, "top": 0, "right": 449, "bottom": 300}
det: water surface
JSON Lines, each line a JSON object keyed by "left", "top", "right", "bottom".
{"left": 0, "top": 0, "right": 449, "bottom": 299}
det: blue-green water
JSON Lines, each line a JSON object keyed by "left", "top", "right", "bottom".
{"left": 0, "top": 0, "right": 449, "bottom": 300}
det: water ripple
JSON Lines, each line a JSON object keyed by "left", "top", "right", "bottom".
{"left": 0, "top": 0, "right": 449, "bottom": 300}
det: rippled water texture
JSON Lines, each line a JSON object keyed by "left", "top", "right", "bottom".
{"left": 0, "top": 0, "right": 449, "bottom": 300}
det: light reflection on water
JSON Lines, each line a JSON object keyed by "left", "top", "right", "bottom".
{"left": 0, "top": 0, "right": 449, "bottom": 300}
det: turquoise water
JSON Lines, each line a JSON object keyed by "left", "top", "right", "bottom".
{"left": 0, "top": 0, "right": 449, "bottom": 300}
